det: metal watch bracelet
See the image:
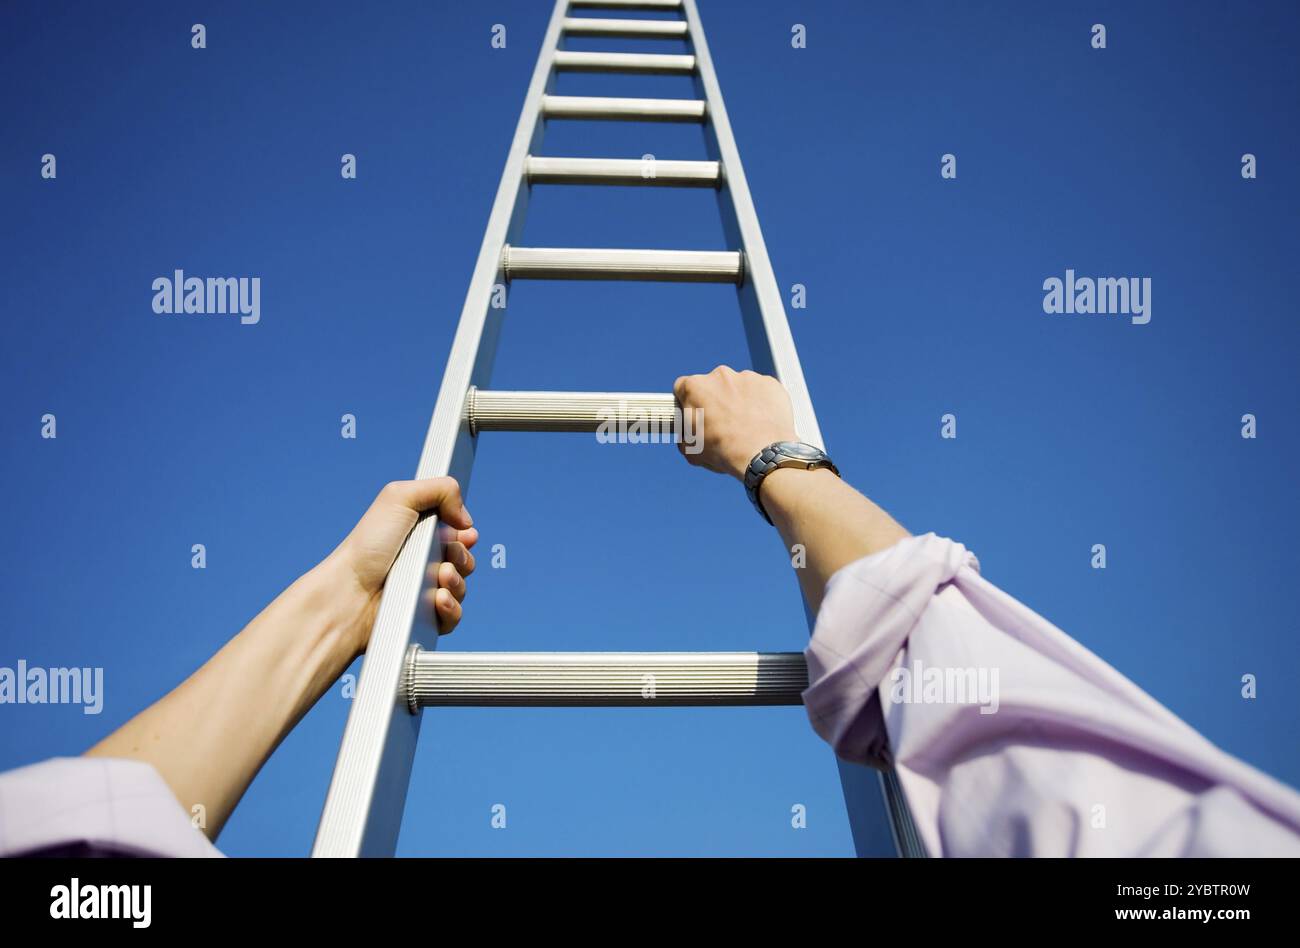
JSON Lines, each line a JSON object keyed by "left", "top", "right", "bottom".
{"left": 742, "top": 441, "right": 840, "bottom": 524}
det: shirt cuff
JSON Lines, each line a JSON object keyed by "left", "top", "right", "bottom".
{"left": 0, "top": 757, "right": 223, "bottom": 858}
{"left": 801, "top": 533, "right": 979, "bottom": 766}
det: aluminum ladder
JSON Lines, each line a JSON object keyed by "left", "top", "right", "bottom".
{"left": 312, "top": 0, "right": 924, "bottom": 858}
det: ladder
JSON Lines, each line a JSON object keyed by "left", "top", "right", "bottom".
{"left": 312, "top": 0, "right": 924, "bottom": 858}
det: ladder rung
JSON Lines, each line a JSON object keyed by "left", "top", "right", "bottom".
{"left": 542, "top": 94, "right": 705, "bottom": 123}
{"left": 502, "top": 246, "right": 742, "bottom": 283}
{"left": 466, "top": 388, "right": 677, "bottom": 434}
{"left": 569, "top": 0, "right": 683, "bottom": 9}
{"left": 406, "top": 651, "right": 808, "bottom": 708}
{"left": 563, "top": 17, "right": 689, "bottom": 39}
{"left": 553, "top": 50, "right": 696, "bottom": 74}
{"left": 525, "top": 156, "right": 720, "bottom": 187}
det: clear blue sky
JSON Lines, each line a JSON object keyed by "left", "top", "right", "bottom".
{"left": 1, "top": 0, "right": 1297, "bottom": 856}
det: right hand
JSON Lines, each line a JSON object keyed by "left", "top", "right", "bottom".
{"left": 673, "top": 366, "right": 798, "bottom": 480}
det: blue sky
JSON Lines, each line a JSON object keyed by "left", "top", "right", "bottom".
{"left": 1, "top": 0, "right": 1297, "bottom": 856}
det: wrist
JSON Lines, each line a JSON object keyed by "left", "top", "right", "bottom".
{"left": 727, "top": 431, "right": 798, "bottom": 480}
{"left": 761, "top": 465, "right": 837, "bottom": 520}
{"left": 741, "top": 441, "right": 840, "bottom": 524}
{"left": 295, "top": 554, "right": 376, "bottom": 666}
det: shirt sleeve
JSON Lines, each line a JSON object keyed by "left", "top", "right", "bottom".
{"left": 802, "top": 532, "right": 1300, "bottom": 857}
{"left": 0, "top": 757, "right": 223, "bottom": 858}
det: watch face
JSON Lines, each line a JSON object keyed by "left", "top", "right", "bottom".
{"left": 776, "top": 441, "right": 823, "bottom": 460}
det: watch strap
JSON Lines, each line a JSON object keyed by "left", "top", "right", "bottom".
{"left": 743, "top": 443, "right": 839, "bottom": 524}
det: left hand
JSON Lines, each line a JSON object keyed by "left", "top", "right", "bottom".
{"left": 331, "top": 478, "right": 478, "bottom": 650}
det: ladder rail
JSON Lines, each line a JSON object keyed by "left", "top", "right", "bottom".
{"left": 311, "top": 0, "right": 572, "bottom": 859}
{"left": 680, "top": 0, "right": 924, "bottom": 857}
{"left": 679, "top": 0, "right": 818, "bottom": 440}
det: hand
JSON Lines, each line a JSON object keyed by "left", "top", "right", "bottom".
{"left": 673, "top": 366, "right": 798, "bottom": 480}
{"left": 329, "top": 478, "right": 478, "bottom": 652}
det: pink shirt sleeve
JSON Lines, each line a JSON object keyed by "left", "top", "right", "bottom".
{"left": 0, "top": 757, "right": 223, "bottom": 858}
{"left": 802, "top": 533, "right": 1300, "bottom": 856}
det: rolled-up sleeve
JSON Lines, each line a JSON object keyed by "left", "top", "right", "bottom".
{"left": 803, "top": 533, "right": 1300, "bottom": 857}
{"left": 0, "top": 757, "right": 223, "bottom": 858}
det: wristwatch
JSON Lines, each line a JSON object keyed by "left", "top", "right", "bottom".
{"left": 743, "top": 441, "right": 840, "bottom": 524}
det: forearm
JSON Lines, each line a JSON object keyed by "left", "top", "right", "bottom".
{"left": 85, "top": 555, "right": 369, "bottom": 839}
{"left": 761, "top": 467, "right": 910, "bottom": 612}
{"left": 669, "top": 367, "right": 910, "bottom": 611}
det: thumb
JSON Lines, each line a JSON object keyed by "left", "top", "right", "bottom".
{"left": 382, "top": 477, "right": 473, "bottom": 530}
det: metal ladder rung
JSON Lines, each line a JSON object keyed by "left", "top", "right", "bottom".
{"left": 406, "top": 651, "right": 808, "bottom": 708}
{"left": 563, "top": 17, "right": 689, "bottom": 39}
{"left": 542, "top": 94, "right": 705, "bottom": 123}
{"left": 525, "top": 156, "right": 720, "bottom": 187}
{"left": 466, "top": 388, "right": 677, "bottom": 434}
{"left": 502, "top": 246, "right": 742, "bottom": 283}
{"left": 553, "top": 50, "right": 696, "bottom": 74}
{"left": 570, "top": 0, "right": 683, "bottom": 10}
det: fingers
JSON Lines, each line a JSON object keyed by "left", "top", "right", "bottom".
{"left": 674, "top": 365, "right": 743, "bottom": 403}
{"left": 424, "top": 586, "right": 463, "bottom": 635}
{"left": 425, "top": 528, "right": 477, "bottom": 634}
{"left": 440, "top": 531, "right": 477, "bottom": 576}
{"left": 381, "top": 477, "right": 473, "bottom": 530}
{"left": 675, "top": 367, "right": 741, "bottom": 469}
{"left": 437, "top": 525, "right": 479, "bottom": 552}
{"left": 436, "top": 560, "right": 467, "bottom": 598}
{"left": 423, "top": 562, "right": 467, "bottom": 634}
{"left": 431, "top": 544, "right": 475, "bottom": 583}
